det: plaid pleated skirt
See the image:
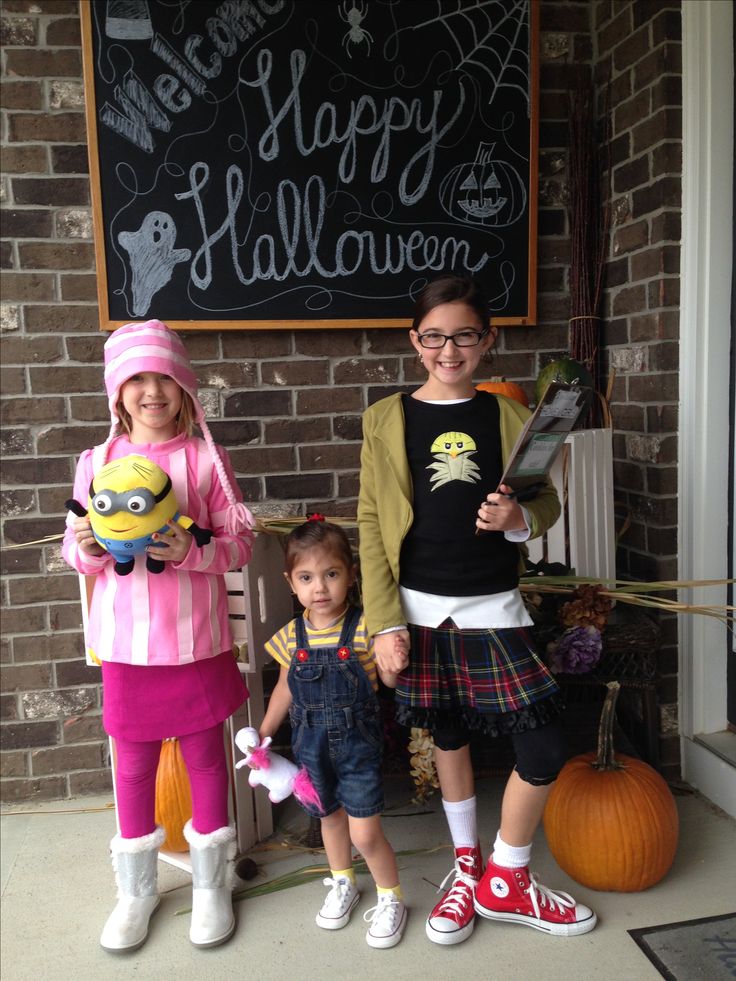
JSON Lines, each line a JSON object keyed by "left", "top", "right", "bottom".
{"left": 394, "top": 620, "right": 563, "bottom": 736}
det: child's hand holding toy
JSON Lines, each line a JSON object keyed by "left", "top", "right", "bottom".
{"left": 234, "top": 726, "right": 323, "bottom": 812}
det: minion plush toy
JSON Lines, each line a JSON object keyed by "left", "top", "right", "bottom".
{"left": 65, "top": 454, "right": 212, "bottom": 575}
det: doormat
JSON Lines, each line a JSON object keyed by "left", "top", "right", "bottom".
{"left": 628, "top": 912, "right": 736, "bottom": 980}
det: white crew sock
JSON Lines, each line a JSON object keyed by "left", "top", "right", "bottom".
{"left": 442, "top": 796, "right": 478, "bottom": 850}
{"left": 491, "top": 831, "right": 532, "bottom": 869}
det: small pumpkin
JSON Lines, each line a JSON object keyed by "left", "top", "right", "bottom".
{"left": 476, "top": 377, "right": 529, "bottom": 407}
{"left": 155, "top": 737, "right": 192, "bottom": 852}
{"left": 543, "top": 682, "right": 679, "bottom": 892}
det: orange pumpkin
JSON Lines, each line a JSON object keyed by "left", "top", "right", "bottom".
{"left": 476, "top": 377, "right": 529, "bottom": 407}
{"left": 543, "top": 682, "right": 678, "bottom": 892}
{"left": 155, "top": 738, "right": 192, "bottom": 852}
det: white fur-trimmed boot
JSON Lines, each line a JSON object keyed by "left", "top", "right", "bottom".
{"left": 183, "top": 820, "right": 237, "bottom": 948}
{"left": 100, "top": 826, "right": 166, "bottom": 953}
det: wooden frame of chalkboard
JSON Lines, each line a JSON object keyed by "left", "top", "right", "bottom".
{"left": 81, "top": 0, "right": 539, "bottom": 331}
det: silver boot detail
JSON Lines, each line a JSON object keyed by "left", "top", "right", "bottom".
{"left": 183, "top": 820, "right": 237, "bottom": 948}
{"left": 100, "top": 826, "right": 166, "bottom": 953}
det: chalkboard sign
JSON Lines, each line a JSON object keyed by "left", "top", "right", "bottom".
{"left": 81, "top": 0, "right": 539, "bottom": 330}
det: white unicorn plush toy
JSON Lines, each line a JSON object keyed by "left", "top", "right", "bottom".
{"left": 234, "top": 726, "right": 323, "bottom": 811}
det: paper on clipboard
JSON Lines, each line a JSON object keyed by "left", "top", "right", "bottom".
{"left": 499, "top": 382, "right": 593, "bottom": 496}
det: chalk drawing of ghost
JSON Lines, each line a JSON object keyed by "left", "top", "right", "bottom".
{"left": 118, "top": 212, "right": 191, "bottom": 316}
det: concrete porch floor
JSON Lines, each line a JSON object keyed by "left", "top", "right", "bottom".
{"left": 2, "top": 774, "right": 734, "bottom": 981}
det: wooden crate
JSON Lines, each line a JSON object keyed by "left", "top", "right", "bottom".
{"left": 526, "top": 428, "right": 616, "bottom": 580}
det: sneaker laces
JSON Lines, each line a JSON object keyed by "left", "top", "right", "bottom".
{"left": 525, "top": 872, "right": 576, "bottom": 919}
{"left": 321, "top": 876, "right": 354, "bottom": 914}
{"left": 433, "top": 854, "right": 477, "bottom": 918}
{"left": 363, "top": 894, "right": 400, "bottom": 929}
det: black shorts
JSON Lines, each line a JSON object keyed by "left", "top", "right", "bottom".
{"left": 432, "top": 717, "right": 568, "bottom": 786}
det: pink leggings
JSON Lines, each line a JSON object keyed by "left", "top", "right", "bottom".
{"left": 114, "top": 723, "right": 229, "bottom": 839}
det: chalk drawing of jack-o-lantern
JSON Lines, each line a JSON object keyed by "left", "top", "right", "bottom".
{"left": 440, "top": 142, "right": 527, "bottom": 228}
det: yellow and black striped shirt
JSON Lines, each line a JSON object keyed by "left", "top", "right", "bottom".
{"left": 264, "top": 609, "right": 378, "bottom": 691}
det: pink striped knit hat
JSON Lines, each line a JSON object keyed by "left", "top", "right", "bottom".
{"left": 103, "top": 319, "right": 253, "bottom": 535}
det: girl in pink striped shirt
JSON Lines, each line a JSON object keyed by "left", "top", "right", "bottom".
{"left": 62, "top": 320, "right": 254, "bottom": 954}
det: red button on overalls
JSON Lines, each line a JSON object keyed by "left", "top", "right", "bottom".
{"left": 338, "top": 647, "right": 350, "bottom": 660}
{"left": 296, "top": 649, "right": 309, "bottom": 662}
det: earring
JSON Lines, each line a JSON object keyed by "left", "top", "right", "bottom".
{"left": 419, "top": 354, "right": 424, "bottom": 365}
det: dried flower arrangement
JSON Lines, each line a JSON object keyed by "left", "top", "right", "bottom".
{"left": 524, "top": 573, "right": 612, "bottom": 675}
{"left": 407, "top": 727, "right": 439, "bottom": 803}
{"left": 521, "top": 560, "right": 734, "bottom": 687}
{"left": 546, "top": 583, "right": 613, "bottom": 674}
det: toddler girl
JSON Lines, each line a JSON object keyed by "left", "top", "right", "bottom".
{"left": 258, "top": 517, "right": 408, "bottom": 949}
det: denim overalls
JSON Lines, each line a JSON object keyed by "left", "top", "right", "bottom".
{"left": 288, "top": 607, "right": 385, "bottom": 819}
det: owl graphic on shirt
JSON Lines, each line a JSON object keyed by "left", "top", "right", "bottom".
{"left": 427, "top": 431, "right": 481, "bottom": 489}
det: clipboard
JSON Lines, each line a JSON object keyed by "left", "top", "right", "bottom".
{"left": 499, "top": 382, "right": 594, "bottom": 499}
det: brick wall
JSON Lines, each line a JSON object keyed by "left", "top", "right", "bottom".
{"left": 0, "top": 0, "right": 683, "bottom": 800}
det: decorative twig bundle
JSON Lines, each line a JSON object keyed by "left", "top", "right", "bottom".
{"left": 567, "top": 67, "right": 612, "bottom": 399}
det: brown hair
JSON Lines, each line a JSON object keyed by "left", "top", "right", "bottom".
{"left": 284, "top": 519, "right": 355, "bottom": 575}
{"left": 411, "top": 274, "right": 491, "bottom": 333}
{"left": 116, "top": 389, "right": 197, "bottom": 438}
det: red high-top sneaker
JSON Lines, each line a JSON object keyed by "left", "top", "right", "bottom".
{"left": 426, "top": 844, "right": 484, "bottom": 946}
{"left": 474, "top": 859, "right": 597, "bottom": 936}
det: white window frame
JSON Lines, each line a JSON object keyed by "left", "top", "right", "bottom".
{"left": 679, "top": 0, "right": 735, "bottom": 817}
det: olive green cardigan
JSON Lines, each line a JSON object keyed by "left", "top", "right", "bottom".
{"left": 357, "top": 392, "right": 561, "bottom": 638}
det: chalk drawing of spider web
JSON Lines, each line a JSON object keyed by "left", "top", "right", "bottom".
{"left": 409, "top": 0, "right": 531, "bottom": 114}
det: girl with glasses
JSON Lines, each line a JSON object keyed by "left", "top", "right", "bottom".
{"left": 358, "top": 274, "right": 597, "bottom": 947}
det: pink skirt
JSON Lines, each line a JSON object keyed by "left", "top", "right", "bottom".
{"left": 101, "top": 651, "right": 249, "bottom": 742}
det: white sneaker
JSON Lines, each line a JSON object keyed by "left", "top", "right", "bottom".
{"left": 315, "top": 876, "right": 360, "bottom": 930}
{"left": 364, "top": 894, "right": 407, "bottom": 949}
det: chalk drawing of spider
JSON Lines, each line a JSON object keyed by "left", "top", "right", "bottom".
{"left": 340, "top": 1, "right": 373, "bottom": 58}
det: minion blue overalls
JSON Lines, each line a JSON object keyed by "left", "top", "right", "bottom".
{"left": 287, "top": 606, "right": 385, "bottom": 819}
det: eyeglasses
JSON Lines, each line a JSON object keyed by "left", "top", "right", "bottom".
{"left": 415, "top": 329, "right": 488, "bottom": 349}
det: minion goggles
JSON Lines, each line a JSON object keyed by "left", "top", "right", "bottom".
{"left": 89, "top": 476, "right": 172, "bottom": 517}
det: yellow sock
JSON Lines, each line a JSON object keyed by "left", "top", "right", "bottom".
{"left": 331, "top": 867, "right": 356, "bottom": 886}
{"left": 377, "top": 884, "right": 403, "bottom": 901}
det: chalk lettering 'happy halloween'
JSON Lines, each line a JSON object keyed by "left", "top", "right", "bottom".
{"left": 171, "top": 47, "right": 488, "bottom": 286}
